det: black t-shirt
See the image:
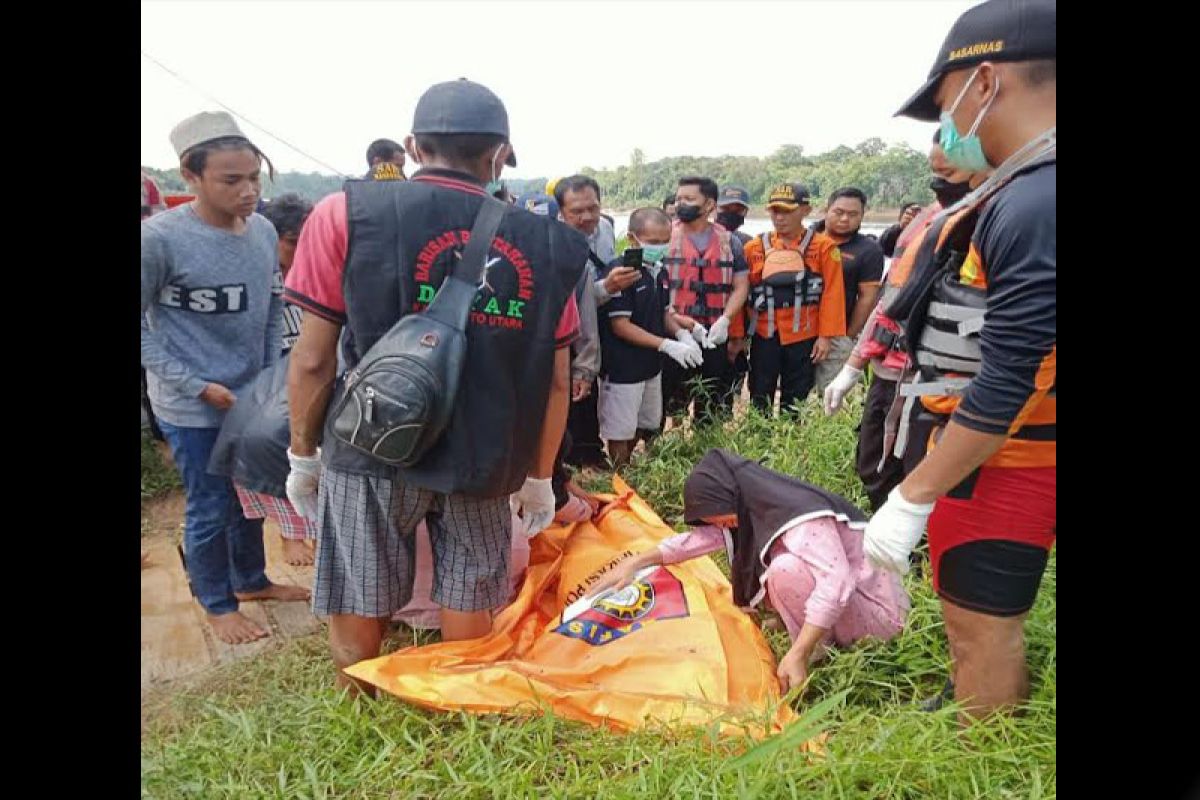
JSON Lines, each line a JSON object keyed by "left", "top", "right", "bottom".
{"left": 599, "top": 258, "right": 671, "bottom": 384}
{"left": 954, "top": 160, "right": 1056, "bottom": 436}
{"left": 830, "top": 232, "right": 885, "bottom": 325}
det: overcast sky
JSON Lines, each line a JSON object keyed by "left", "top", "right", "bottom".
{"left": 141, "top": 0, "right": 976, "bottom": 178}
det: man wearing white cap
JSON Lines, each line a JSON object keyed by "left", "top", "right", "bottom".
{"left": 141, "top": 111, "right": 310, "bottom": 645}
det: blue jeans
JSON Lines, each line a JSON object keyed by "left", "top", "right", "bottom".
{"left": 158, "top": 421, "right": 269, "bottom": 615}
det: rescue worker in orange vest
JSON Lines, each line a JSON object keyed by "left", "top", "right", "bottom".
{"left": 862, "top": 0, "right": 1055, "bottom": 723}
{"left": 661, "top": 176, "right": 751, "bottom": 426}
{"left": 742, "top": 183, "right": 846, "bottom": 416}
{"left": 823, "top": 144, "right": 990, "bottom": 512}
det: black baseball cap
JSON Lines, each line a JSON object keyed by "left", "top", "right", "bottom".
{"left": 718, "top": 185, "right": 752, "bottom": 208}
{"left": 765, "top": 183, "right": 812, "bottom": 210}
{"left": 895, "top": 0, "right": 1056, "bottom": 122}
{"left": 412, "top": 78, "right": 517, "bottom": 166}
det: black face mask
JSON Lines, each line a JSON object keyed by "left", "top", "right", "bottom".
{"left": 716, "top": 211, "right": 746, "bottom": 231}
{"left": 675, "top": 202, "right": 704, "bottom": 223}
{"left": 930, "top": 176, "right": 971, "bottom": 207}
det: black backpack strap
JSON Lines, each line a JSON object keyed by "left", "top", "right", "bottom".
{"left": 420, "top": 196, "right": 508, "bottom": 330}
{"left": 453, "top": 197, "right": 508, "bottom": 287}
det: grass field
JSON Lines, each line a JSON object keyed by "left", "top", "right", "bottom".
{"left": 142, "top": 431, "right": 181, "bottom": 501}
{"left": 141, "top": 391, "right": 1055, "bottom": 799}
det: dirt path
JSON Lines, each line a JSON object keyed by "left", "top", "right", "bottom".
{"left": 141, "top": 490, "right": 322, "bottom": 693}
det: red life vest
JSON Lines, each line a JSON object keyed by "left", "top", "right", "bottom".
{"left": 664, "top": 221, "right": 735, "bottom": 326}
{"left": 859, "top": 211, "right": 942, "bottom": 370}
{"left": 875, "top": 146, "right": 1056, "bottom": 468}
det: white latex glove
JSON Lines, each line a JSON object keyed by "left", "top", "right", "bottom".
{"left": 660, "top": 338, "right": 704, "bottom": 369}
{"left": 862, "top": 486, "right": 935, "bottom": 575}
{"left": 823, "top": 364, "right": 864, "bottom": 416}
{"left": 707, "top": 315, "right": 730, "bottom": 346}
{"left": 514, "top": 477, "right": 555, "bottom": 537}
{"left": 674, "top": 329, "right": 705, "bottom": 365}
{"left": 286, "top": 448, "right": 322, "bottom": 522}
{"left": 690, "top": 322, "right": 711, "bottom": 349}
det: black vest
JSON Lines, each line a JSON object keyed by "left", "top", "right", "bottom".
{"left": 326, "top": 173, "right": 589, "bottom": 497}
{"left": 682, "top": 449, "right": 868, "bottom": 607}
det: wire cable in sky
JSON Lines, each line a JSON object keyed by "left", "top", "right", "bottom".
{"left": 141, "top": 49, "right": 349, "bottom": 178}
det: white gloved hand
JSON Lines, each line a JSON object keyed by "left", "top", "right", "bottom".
{"left": 660, "top": 338, "right": 704, "bottom": 369}
{"left": 862, "top": 486, "right": 935, "bottom": 575}
{"left": 707, "top": 315, "right": 730, "bottom": 346}
{"left": 674, "top": 329, "right": 705, "bottom": 364}
{"left": 690, "top": 322, "right": 712, "bottom": 349}
{"left": 823, "top": 364, "right": 864, "bottom": 416}
{"left": 514, "top": 477, "right": 556, "bottom": 537}
{"left": 285, "top": 448, "right": 322, "bottom": 522}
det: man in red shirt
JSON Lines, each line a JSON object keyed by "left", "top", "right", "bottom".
{"left": 141, "top": 168, "right": 166, "bottom": 220}
{"left": 284, "top": 80, "right": 587, "bottom": 695}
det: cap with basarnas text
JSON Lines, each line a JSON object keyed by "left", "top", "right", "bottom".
{"left": 170, "top": 111, "right": 249, "bottom": 158}
{"left": 895, "top": 0, "right": 1056, "bottom": 122}
{"left": 765, "top": 183, "right": 812, "bottom": 210}
{"left": 718, "top": 185, "right": 752, "bottom": 208}
{"left": 412, "top": 78, "right": 517, "bottom": 166}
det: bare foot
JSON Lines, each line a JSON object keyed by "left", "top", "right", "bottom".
{"left": 208, "top": 611, "right": 269, "bottom": 644}
{"left": 141, "top": 552, "right": 151, "bottom": 569}
{"left": 236, "top": 582, "right": 311, "bottom": 603}
{"left": 282, "top": 538, "right": 315, "bottom": 567}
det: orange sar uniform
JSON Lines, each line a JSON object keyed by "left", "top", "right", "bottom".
{"left": 891, "top": 158, "right": 1056, "bottom": 617}
{"left": 743, "top": 211, "right": 846, "bottom": 414}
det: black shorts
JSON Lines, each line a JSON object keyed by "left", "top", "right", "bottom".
{"left": 928, "top": 466, "right": 1056, "bottom": 617}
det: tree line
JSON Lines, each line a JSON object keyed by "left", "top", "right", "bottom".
{"left": 143, "top": 137, "right": 934, "bottom": 210}
{"left": 573, "top": 139, "right": 934, "bottom": 210}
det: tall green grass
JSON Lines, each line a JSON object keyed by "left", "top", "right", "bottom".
{"left": 142, "top": 391, "right": 1055, "bottom": 798}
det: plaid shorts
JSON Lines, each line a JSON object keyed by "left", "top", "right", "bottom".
{"left": 313, "top": 467, "right": 514, "bottom": 617}
{"left": 235, "top": 485, "right": 316, "bottom": 541}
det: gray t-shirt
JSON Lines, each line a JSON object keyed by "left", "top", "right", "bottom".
{"left": 684, "top": 228, "right": 748, "bottom": 271}
{"left": 141, "top": 205, "right": 282, "bottom": 428}
{"left": 588, "top": 216, "right": 617, "bottom": 265}
{"left": 566, "top": 216, "right": 617, "bottom": 379}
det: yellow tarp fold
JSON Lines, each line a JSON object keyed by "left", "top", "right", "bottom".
{"left": 347, "top": 477, "right": 797, "bottom": 736}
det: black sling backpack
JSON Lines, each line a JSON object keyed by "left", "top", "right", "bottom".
{"left": 327, "top": 197, "right": 508, "bottom": 467}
